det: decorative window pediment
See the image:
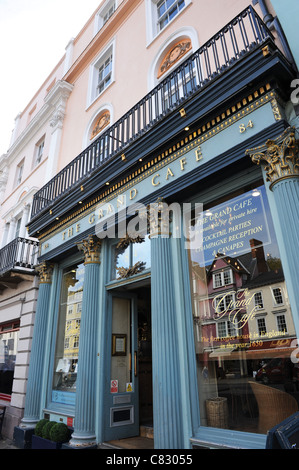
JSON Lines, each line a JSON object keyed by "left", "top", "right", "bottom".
{"left": 157, "top": 39, "right": 192, "bottom": 79}
{"left": 90, "top": 110, "right": 110, "bottom": 140}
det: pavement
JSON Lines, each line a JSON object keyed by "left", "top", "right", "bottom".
{"left": 0, "top": 438, "right": 19, "bottom": 449}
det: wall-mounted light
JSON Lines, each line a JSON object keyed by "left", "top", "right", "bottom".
{"left": 252, "top": 189, "right": 260, "bottom": 197}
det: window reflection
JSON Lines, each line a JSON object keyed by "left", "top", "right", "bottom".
{"left": 113, "top": 235, "right": 151, "bottom": 280}
{"left": 189, "top": 185, "right": 299, "bottom": 434}
{"left": 0, "top": 322, "right": 19, "bottom": 396}
{"left": 52, "top": 263, "right": 84, "bottom": 405}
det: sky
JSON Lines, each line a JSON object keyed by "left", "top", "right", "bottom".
{"left": 0, "top": 0, "right": 102, "bottom": 155}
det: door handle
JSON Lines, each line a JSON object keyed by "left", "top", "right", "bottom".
{"left": 134, "top": 351, "right": 137, "bottom": 377}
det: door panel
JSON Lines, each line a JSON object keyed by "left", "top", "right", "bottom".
{"left": 104, "top": 292, "right": 139, "bottom": 441}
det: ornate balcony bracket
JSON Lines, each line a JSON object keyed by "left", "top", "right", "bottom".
{"left": 77, "top": 234, "right": 102, "bottom": 264}
{"left": 246, "top": 127, "right": 299, "bottom": 190}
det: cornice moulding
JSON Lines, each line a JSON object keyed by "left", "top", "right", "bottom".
{"left": 7, "top": 81, "right": 74, "bottom": 162}
{"left": 64, "top": 0, "right": 141, "bottom": 84}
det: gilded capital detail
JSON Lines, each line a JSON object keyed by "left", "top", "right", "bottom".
{"left": 148, "top": 198, "right": 172, "bottom": 238}
{"left": 77, "top": 235, "right": 101, "bottom": 264}
{"left": 36, "top": 261, "right": 54, "bottom": 284}
{"left": 246, "top": 127, "right": 299, "bottom": 190}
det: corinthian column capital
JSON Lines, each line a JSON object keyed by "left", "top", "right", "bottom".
{"left": 36, "top": 261, "right": 54, "bottom": 284}
{"left": 245, "top": 127, "right": 299, "bottom": 190}
{"left": 77, "top": 234, "right": 101, "bottom": 264}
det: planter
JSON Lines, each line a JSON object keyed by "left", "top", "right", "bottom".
{"left": 31, "top": 434, "right": 63, "bottom": 449}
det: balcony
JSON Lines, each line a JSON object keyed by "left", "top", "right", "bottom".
{"left": 0, "top": 238, "right": 39, "bottom": 292}
{"left": 29, "top": 5, "right": 294, "bottom": 230}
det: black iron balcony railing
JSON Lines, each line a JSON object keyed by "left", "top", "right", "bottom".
{"left": 31, "top": 5, "right": 273, "bottom": 218}
{"left": 0, "top": 238, "right": 39, "bottom": 276}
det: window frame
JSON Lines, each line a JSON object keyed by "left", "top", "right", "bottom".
{"left": 216, "top": 319, "right": 237, "bottom": 338}
{"left": 34, "top": 137, "right": 45, "bottom": 167}
{"left": 45, "top": 255, "right": 84, "bottom": 414}
{"left": 272, "top": 286, "right": 284, "bottom": 306}
{"left": 276, "top": 314, "right": 288, "bottom": 334}
{"left": 212, "top": 269, "right": 233, "bottom": 289}
{"left": 157, "top": 0, "right": 186, "bottom": 32}
{"left": 257, "top": 316, "right": 267, "bottom": 336}
{"left": 0, "top": 320, "right": 20, "bottom": 398}
{"left": 95, "top": 0, "right": 117, "bottom": 33}
{"left": 254, "top": 291, "right": 264, "bottom": 310}
{"left": 145, "top": 0, "right": 192, "bottom": 45}
{"left": 111, "top": 235, "right": 151, "bottom": 281}
{"left": 15, "top": 217, "right": 22, "bottom": 239}
{"left": 88, "top": 40, "right": 115, "bottom": 107}
{"left": 161, "top": 66, "right": 197, "bottom": 111}
{"left": 15, "top": 158, "right": 25, "bottom": 187}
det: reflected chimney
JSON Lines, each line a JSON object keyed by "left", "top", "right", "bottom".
{"left": 250, "top": 239, "right": 268, "bottom": 273}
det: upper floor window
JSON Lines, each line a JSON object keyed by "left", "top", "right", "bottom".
{"left": 98, "top": 52, "right": 113, "bottom": 95}
{"left": 213, "top": 269, "right": 233, "bottom": 288}
{"left": 157, "top": 0, "right": 185, "bottom": 32}
{"left": 257, "top": 317, "right": 267, "bottom": 336}
{"left": 96, "top": 0, "right": 116, "bottom": 32}
{"left": 15, "top": 158, "right": 25, "bottom": 187}
{"left": 277, "top": 314, "right": 287, "bottom": 333}
{"left": 217, "top": 320, "right": 237, "bottom": 338}
{"left": 215, "top": 293, "right": 235, "bottom": 312}
{"left": 254, "top": 292, "right": 264, "bottom": 309}
{"left": 34, "top": 138, "right": 45, "bottom": 166}
{"left": 272, "top": 287, "right": 284, "bottom": 305}
{"left": 89, "top": 42, "right": 115, "bottom": 105}
{"left": 146, "top": 0, "right": 191, "bottom": 44}
{"left": 15, "top": 217, "right": 22, "bottom": 238}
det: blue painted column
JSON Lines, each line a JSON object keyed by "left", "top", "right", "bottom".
{"left": 69, "top": 235, "right": 101, "bottom": 448}
{"left": 170, "top": 226, "right": 201, "bottom": 447}
{"left": 246, "top": 127, "right": 299, "bottom": 331}
{"left": 22, "top": 262, "right": 53, "bottom": 427}
{"left": 150, "top": 201, "right": 184, "bottom": 448}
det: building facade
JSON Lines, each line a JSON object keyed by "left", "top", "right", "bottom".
{"left": 4, "top": 0, "right": 299, "bottom": 449}
{"left": 0, "top": 36, "right": 73, "bottom": 438}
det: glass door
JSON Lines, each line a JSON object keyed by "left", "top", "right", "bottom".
{"left": 104, "top": 292, "right": 139, "bottom": 441}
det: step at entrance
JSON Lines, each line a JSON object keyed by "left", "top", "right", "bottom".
{"left": 101, "top": 425, "right": 154, "bottom": 449}
{"left": 140, "top": 425, "right": 154, "bottom": 439}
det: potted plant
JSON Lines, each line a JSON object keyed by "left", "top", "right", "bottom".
{"left": 31, "top": 419, "right": 72, "bottom": 449}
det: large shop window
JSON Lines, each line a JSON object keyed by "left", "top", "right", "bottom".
{"left": 189, "top": 185, "right": 299, "bottom": 435}
{"left": 0, "top": 322, "right": 19, "bottom": 399}
{"left": 52, "top": 262, "right": 85, "bottom": 406}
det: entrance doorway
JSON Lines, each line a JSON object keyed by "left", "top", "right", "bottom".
{"left": 136, "top": 286, "right": 153, "bottom": 428}
{"left": 104, "top": 282, "right": 153, "bottom": 443}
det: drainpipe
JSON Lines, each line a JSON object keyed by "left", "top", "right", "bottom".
{"left": 252, "top": 0, "right": 296, "bottom": 68}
